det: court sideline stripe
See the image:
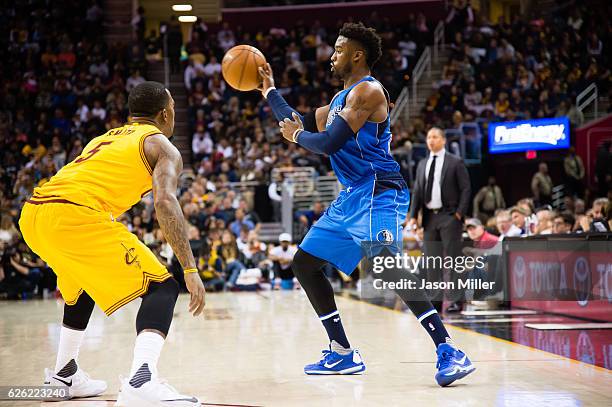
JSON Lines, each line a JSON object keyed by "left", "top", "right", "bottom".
{"left": 399, "top": 359, "right": 568, "bottom": 363}
{"left": 64, "top": 400, "right": 263, "bottom": 406}
{"left": 339, "top": 295, "right": 612, "bottom": 374}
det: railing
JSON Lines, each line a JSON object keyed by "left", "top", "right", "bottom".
{"left": 275, "top": 168, "right": 340, "bottom": 240}
{"left": 390, "top": 20, "right": 442, "bottom": 125}
{"left": 293, "top": 175, "right": 339, "bottom": 211}
{"left": 271, "top": 167, "right": 317, "bottom": 196}
{"left": 433, "top": 20, "right": 445, "bottom": 63}
{"left": 281, "top": 183, "right": 294, "bottom": 238}
{"left": 389, "top": 44, "right": 432, "bottom": 124}
{"left": 412, "top": 46, "right": 432, "bottom": 106}
{"left": 390, "top": 86, "right": 409, "bottom": 125}
{"left": 576, "top": 83, "right": 598, "bottom": 119}
{"left": 552, "top": 184, "right": 566, "bottom": 210}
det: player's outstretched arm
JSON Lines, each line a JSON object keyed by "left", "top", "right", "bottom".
{"left": 259, "top": 63, "right": 324, "bottom": 130}
{"left": 258, "top": 63, "right": 302, "bottom": 121}
{"left": 144, "top": 134, "right": 205, "bottom": 316}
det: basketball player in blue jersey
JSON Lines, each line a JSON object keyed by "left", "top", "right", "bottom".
{"left": 259, "top": 23, "right": 474, "bottom": 386}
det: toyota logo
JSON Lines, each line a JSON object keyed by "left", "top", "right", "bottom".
{"left": 513, "top": 256, "right": 527, "bottom": 299}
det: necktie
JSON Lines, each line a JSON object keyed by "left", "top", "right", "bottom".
{"left": 425, "top": 155, "right": 437, "bottom": 204}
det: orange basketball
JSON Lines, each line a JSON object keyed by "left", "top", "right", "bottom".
{"left": 221, "top": 45, "right": 267, "bottom": 91}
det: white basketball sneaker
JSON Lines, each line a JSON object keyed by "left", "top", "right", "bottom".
{"left": 44, "top": 360, "right": 107, "bottom": 399}
{"left": 116, "top": 374, "right": 200, "bottom": 406}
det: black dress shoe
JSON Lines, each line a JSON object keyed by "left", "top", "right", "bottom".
{"left": 445, "top": 302, "right": 462, "bottom": 313}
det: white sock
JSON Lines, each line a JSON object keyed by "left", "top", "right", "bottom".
{"left": 55, "top": 326, "right": 85, "bottom": 373}
{"left": 331, "top": 340, "right": 352, "bottom": 355}
{"left": 129, "top": 332, "right": 165, "bottom": 378}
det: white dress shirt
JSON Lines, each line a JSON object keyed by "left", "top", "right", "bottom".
{"left": 425, "top": 148, "right": 445, "bottom": 209}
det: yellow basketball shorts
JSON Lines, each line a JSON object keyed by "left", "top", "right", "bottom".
{"left": 19, "top": 201, "right": 171, "bottom": 315}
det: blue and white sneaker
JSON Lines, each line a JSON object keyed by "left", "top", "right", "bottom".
{"left": 435, "top": 343, "right": 475, "bottom": 386}
{"left": 304, "top": 347, "right": 366, "bottom": 375}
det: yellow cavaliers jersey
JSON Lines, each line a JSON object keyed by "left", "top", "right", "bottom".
{"left": 30, "top": 122, "right": 161, "bottom": 217}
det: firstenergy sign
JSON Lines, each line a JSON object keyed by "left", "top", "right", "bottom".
{"left": 489, "top": 117, "right": 570, "bottom": 153}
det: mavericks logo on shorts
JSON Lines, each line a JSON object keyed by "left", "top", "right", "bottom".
{"left": 376, "top": 229, "right": 394, "bottom": 245}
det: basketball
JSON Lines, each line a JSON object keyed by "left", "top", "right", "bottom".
{"left": 221, "top": 45, "right": 267, "bottom": 91}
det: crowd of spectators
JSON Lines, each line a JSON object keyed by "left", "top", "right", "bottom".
{"left": 1, "top": 1, "right": 611, "bottom": 301}
{"left": 394, "top": 1, "right": 611, "bottom": 143}
{"left": 468, "top": 158, "right": 610, "bottom": 239}
{"left": 403, "top": 193, "right": 611, "bottom": 260}
{"left": 0, "top": 0, "right": 143, "bottom": 299}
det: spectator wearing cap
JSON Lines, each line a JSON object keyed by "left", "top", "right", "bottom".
{"left": 465, "top": 218, "right": 499, "bottom": 250}
{"left": 553, "top": 212, "right": 575, "bottom": 234}
{"left": 269, "top": 233, "right": 298, "bottom": 290}
{"left": 463, "top": 218, "right": 499, "bottom": 301}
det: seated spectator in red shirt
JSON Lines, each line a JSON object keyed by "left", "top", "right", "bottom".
{"left": 465, "top": 218, "right": 498, "bottom": 249}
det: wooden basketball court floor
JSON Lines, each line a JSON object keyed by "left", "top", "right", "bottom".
{"left": 0, "top": 291, "right": 610, "bottom": 406}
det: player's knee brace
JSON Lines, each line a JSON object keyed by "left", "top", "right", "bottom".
{"left": 292, "top": 249, "right": 323, "bottom": 280}
{"left": 136, "top": 278, "right": 179, "bottom": 336}
{"left": 63, "top": 291, "right": 95, "bottom": 330}
{"left": 292, "top": 249, "right": 337, "bottom": 316}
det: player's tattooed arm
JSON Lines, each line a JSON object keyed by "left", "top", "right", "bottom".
{"left": 144, "top": 135, "right": 196, "bottom": 270}
{"left": 339, "top": 81, "right": 387, "bottom": 133}
{"left": 146, "top": 134, "right": 205, "bottom": 316}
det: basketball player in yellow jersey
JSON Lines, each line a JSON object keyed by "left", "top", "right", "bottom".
{"left": 19, "top": 81, "right": 204, "bottom": 406}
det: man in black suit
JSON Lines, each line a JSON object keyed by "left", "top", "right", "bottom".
{"left": 408, "top": 127, "right": 471, "bottom": 313}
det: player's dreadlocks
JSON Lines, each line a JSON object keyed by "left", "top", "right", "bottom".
{"left": 339, "top": 22, "right": 383, "bottom": 68}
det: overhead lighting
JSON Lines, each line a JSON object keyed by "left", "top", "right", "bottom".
{"left": 172, "top": 4, "right": 192, "bottom": 11}
{"left": 178, "top": 15, "right": 197, "bottom": 23}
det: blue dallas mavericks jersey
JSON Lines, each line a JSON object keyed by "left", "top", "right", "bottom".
{"left": 299, "top": 75, "right": 410, "bottom": 274}
{"left": 326, "top": 75, "right": 399, "bottom": 187}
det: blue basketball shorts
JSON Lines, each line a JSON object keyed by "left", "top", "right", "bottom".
{"left": 299, "top": 172, "right": 410, "bottom": 275}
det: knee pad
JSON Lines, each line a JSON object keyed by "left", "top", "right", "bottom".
{"left": 63, "top": 291, "right": 95, "bottom": 331}
{"left": 136, "top": 278, "right": 179, "bottom": 336}
{"left": 155, "top": 277, "right": 179, "bottom": 302}
{"left": 292, "top": 248, "right": 318, "bottom": 277}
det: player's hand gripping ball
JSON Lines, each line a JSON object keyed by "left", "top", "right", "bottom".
{"left": 221, "top": 45, "right": 267, "bottom": 91}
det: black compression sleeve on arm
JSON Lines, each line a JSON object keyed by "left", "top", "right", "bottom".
{"left": 296, "top": 115, "right": 355, "bottom": 155}
{"left": 303, "top": 111, "right": 317, "bottom": 132}
{"left": 266, "top": 89, "right": 304, "bottom": 122}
